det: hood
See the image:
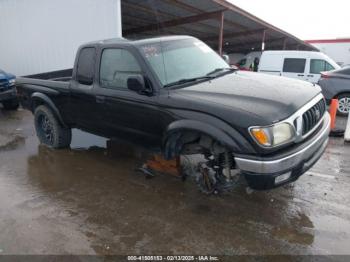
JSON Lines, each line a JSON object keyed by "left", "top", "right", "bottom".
{"left": 0, "top": 72, "right": 7, "bottom": 80}
{"left": 0, "top": 70, "right": 15, "bottom": 81}
{"left": 175, "top": 71, "right": 321, "bottom": 125}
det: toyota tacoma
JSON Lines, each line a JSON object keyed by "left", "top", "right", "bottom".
{"left": 16, "top": 36, "right": 330, "bottom": 191}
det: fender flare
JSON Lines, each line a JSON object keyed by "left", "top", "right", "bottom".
{"left": 31, "top": 92, "right": 67, "bottom": 127}
{"left": 162, "top": 119, "right": 243, "bottom": 159}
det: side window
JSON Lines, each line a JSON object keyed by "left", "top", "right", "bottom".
{"left": 325, "top": 61, "right": 335, "bottom": 71}
{"left": 76, "top": 47, "right": 95, "bottom": 85}
{"left": 100, "top": 49, "right": 142, "bottom": 89}
{"left": 310, "top": 59, "right": 335, "bottom": 74}
{"left": 283, "top": 58, "right": 306, "bottom": 73}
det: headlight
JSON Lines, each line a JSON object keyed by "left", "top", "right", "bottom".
{"left": 8, "top": 79, "right": 16, "bottom": 86}
{"left": 249, "top": 123, "right": 295, "bottom": 147}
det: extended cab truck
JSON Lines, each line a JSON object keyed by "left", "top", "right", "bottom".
{"left": 16, "top": 36, "right": 331, "bottom": 192}
{"left": 0, "top": 69, "right": 19, "bottom": 110}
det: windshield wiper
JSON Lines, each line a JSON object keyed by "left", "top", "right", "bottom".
{"left": 164, "top": 76, "right": 214, "bottom": 88}
{"left": 163, "top": 68, "right": 237, "bottom": 88}
{"left": 206, "top": 67, "right": 237, "bottom": 77}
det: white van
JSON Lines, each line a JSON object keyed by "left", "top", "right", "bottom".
{"left": 258, "top": 51, "right": 340, "bottom": 83}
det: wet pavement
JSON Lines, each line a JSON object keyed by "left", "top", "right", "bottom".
{"left": 0, "top": 108, "right": 350, "bottom": 256}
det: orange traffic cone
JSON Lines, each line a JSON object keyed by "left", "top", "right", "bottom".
{"left": 329, "top": 99, "right": 338, "bottom": 130}
{"left": 329, "top": 99, "right": 344, "bottom": 137}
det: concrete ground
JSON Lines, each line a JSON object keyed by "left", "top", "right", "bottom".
{"left": 0, "top": 108, "right": 350, "bottom": 256}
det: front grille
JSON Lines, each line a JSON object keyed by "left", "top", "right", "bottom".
{"left": 302, "top": 99, "right": 326, "bottom": 135}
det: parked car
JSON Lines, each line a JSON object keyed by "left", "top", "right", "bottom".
{"left": 258, "top": 51, "right": 340, "bottom": 83}
{"left": 318, "top": 66, "right": 350, "bottom": 115}
{"left": 0, "top": 69, "right": 19, "bottom": 110}
{"left": 16, "top": 36, "right": 330, "bottom": 192}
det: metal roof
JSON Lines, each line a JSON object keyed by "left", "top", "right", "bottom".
{"left": 121, "top": 0, "right": 317, "bottom": 54}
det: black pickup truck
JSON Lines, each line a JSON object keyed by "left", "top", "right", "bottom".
{"left": 17, "top": 36, "right": 330, "bottom": 191}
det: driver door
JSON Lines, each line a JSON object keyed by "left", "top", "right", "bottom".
{"left": 94, "top": 48, "right": 162, "bottom": 141}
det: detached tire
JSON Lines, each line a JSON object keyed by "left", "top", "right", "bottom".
{"left": 34, "top": 105, "right": 71, "bottom": 148}
{"left": 337, "top": 93, "right": 350, "bottom": 116}
{"left": 2, "top": 98, "right": 19, "bottom": 110}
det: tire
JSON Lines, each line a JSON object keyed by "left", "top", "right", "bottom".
{"left": 2, "top": 98, "right": 19, "bottom": 110}
{"left": 34, "top": 105, "right": 72, "bottom": 148}
{"left": 337, "top": 93, "right": 350, "bottom": 116}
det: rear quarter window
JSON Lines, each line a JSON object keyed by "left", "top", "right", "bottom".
{"left": 76, "top": 47, "right": 96, "bottom": 84}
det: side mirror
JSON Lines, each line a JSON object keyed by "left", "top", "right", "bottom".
{"left": 127, "top": 75, "right": 152, "bottom": 95}
{"left": 222, "top": 55, "right": 230, "bottom": 64}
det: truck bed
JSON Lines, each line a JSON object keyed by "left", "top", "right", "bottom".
{"left": 17, "top": 69, "right": 72, "bottom": 91}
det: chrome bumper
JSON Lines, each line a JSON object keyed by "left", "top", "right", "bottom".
{"left": 235, "top": 112, "right": 331, "bottom": 174}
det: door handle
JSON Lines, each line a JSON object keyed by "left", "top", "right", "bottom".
{"left": 96, "top": 95, "right": 105, "bottom": 103}
{"left": 297, "top": 74, "right": 304, "bottom": 77}
{"left": 307, "top": 75, "right": 314, "bottom": 77}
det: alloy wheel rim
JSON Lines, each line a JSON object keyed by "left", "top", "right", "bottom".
{"left": 338, "top": 97, "right": 350, "bottom": 114}
{"left": 39, "top": 115, "right": 54, "bottom": 144}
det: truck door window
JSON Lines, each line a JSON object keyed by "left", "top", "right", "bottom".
{"left": 310, "top": 59, "right": 335, "bottom": 74}
{"left": 100, "top": 49, "right": 141, "bottom": 89}
{"left": 283, "top": 58, "right": 306, "bottom": 73}
{"left": 76, "top": 47, "right": 95, "bottom": 85}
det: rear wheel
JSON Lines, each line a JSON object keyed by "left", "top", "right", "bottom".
{"left": 337, "top": 93, "right": 350, "bottom": 116}
{"left": 34, "top": 105, "right": 71, "bottom": 148}
{"left": 2, "top": 98, "right": 19, "bottom": 110}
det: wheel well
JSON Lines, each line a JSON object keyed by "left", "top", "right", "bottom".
{"left": 31, "top": 98, "right": 67, "bottom": 127}
{"left": 334, "top": 92, "right": 350, "bottom": 99}
{"left": 31, "top": 98, "right": 45, "bottom": 112}
{"left": 163, "top": 130, "right": 228, "bottom": 160}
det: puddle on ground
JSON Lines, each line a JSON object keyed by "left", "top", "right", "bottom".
{"left": 1, "top": 110, "right": 350, "bottom": 255}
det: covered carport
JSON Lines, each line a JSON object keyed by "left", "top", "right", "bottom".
{"left": 121, "top": 0, "right": 317, "bottom": 55}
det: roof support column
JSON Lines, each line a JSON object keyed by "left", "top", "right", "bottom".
{"left": 261, "top": 29, "right": 266, "bottom": 51}
{"left": 283, "top": 38, "right": 287, "bottom": 50}
{"left": 218, "top": 11, "right": 224, "bottom": 55}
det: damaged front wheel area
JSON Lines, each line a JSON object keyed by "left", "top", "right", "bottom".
{"left": 195, "top": 151, "right": 241, "bottom": 195}
{"left": 165, "top": 131, "right": 241, "bottom": 195}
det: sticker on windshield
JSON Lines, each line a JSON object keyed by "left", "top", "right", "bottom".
{"left": 194, "top": 42, "right": 212, "bottom": 53}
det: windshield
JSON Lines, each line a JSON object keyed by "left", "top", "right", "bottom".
{"left": 139, "top": 38, "right": 229, "bottom": 87}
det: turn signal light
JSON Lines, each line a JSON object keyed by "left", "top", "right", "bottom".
{"left": 251, "top": 128, "right": 271, "bottom": 146}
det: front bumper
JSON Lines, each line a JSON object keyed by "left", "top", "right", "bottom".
{"left": 0, "top": 88, "right": 17, "bottom": 102}
{"left": 235, "top": 112, "right": 331, "bottom": 190}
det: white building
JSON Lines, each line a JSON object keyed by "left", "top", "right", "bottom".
{"left": 306, "top": 39, "right": 350, "bottom": 67}
{"left": 0, "top": 0, "right": 122, "bottom": 76}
